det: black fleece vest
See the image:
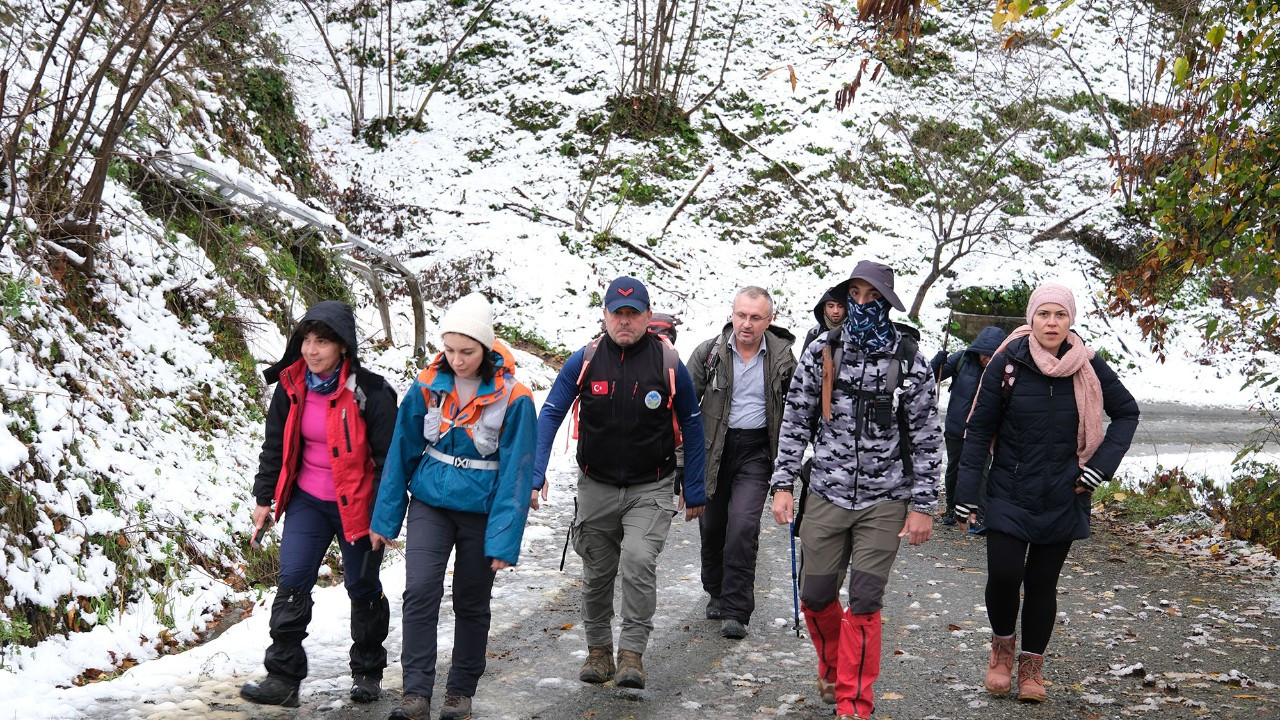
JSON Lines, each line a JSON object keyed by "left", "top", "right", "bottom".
{"left": 576, "top": 334, "right": 677, "bottom": 486}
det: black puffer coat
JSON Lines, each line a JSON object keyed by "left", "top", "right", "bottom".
{"left": 957, "top": 336, "right": 1139, "bottom": 544}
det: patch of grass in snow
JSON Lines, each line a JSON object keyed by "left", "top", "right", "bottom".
{"left": 420, "top": 251, "right": 499, "bottom": 309}
{"left": 0, "top": 612, "right": 33, "bottom": 653}
{"left": 1095, "top": 468, "right": 1206, "bottom": 523}
{"left": 604, "top": 94, "right": 699, "bottom": 143}
{"left": 361, "top": 113, "right": 429, "bottom": 150}
{"left": 236, "top": 67, "right": 324, "bottom": 198}
{"left": 1223, "top": 462, "right": 1280, "bottom": 556}
{"left": 1100, "top": 461, "right": 1280, "bottom": 556}
{"left": 748, "top": 161, "right": 804, "bottom": 185}
{"left": 495, "top": 323, "right": 569, "bottom": 365}
{"left": 140, "top": 175, "right": 349, "bottom": 333}
{"left": 880, "top": 44, "right": 955, "bottom": 83}
{"left": 509, "top": 99, "right": 566, "bottom": 133}
{"left": 0, "top": 270, "right": 37, "bottom": 319}
{"left": 0, "top": 434, "right": 63, "bottom": 649}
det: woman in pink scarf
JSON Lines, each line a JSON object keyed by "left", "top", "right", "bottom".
{"left": 955, "top": 283, "right": 1139, "bottom": 704}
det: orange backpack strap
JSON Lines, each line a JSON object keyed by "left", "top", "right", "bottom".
{"left": 570, "top": 336, "right": 605, "bottom": 441}
{"left": 657, "top": 336, "right": 682, "bottom": 446}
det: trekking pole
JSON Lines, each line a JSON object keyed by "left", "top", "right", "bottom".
{"left": 789, "top": 520, "right": 801, "bottom": 638}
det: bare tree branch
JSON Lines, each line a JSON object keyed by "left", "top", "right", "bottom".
{"left": 713, "top": 113, "right": 815, "bottom": 199}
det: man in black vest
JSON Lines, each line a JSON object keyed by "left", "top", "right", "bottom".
{"left": 532, "top": 276, "right": 706, "bottom": 690}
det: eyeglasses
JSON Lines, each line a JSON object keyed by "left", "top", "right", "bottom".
{"left": 732, "top": 312, "right": 771, "bottom": 324}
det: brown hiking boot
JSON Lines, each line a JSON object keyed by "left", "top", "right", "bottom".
{"left": 615, "top": 649, "right": 645, "bottom": 689}
{"left": 579, "top": 645, "right": 615, "bottom": 684}
{"left": 439, "top": 691, "right": 472, "bottom": 720}
{"left": 985, "top": 634, "right": 1016, "bottom": 695}
{"left": 1017, "top": 651, "right": 1047, "bottom": 702}
{"left": 389, "top": 693, "right": 430, "bottom": 720}
{"left": 816, "top": 675, "right": 836, "bottom": 704}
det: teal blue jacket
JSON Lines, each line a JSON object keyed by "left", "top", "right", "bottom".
{"left": 372, "top": 343, "right": 536, "bottom": 564}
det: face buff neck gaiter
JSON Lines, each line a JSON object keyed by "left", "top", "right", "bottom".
{"left": 845, "top": 296, "right": 894, "bottom": 354}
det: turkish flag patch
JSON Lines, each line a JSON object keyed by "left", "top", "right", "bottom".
{"left": 591, "top": 381, "right": 609, "bottom": 395}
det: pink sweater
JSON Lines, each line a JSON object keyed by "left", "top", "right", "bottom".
{"left": 297, "top": 389, "right": 338, "bottom": 501}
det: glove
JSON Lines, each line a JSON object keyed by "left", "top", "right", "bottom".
{"left": 930, "top": 350, "right": 947, "bottom": 381}
{"left": 672, "top": 466, "right": 685, "bottom": 496}
{"left": 1076, "top": 466, "right": 1106, "bottom": 492}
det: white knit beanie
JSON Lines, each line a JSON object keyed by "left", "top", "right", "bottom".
{"left": 440, "top": 292, "right": 495, "bottom": 350}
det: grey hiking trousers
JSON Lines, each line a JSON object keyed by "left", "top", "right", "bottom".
{"left": 573, "top": 471, "right": 675, "bottom": 654}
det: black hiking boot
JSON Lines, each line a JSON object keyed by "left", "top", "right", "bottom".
{"left": 705, "top": 596, "right": 722, "bottom": 619}
{"left": 240, "top": 674, "right": 301, "bottom": 707}
{"left": 350, "top": 673, "right": 381, "bottom": 702}
{"left": 721, "top": 619, "right": 748, "bottom": 639}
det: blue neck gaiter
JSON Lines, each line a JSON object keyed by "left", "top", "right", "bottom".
{"left": 306, "top": 365, "right": 342, "bottom": 395}
{"left": 845, "top": 297, "right": 894, "bottom": 354}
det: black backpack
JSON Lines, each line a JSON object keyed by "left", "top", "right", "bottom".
{"left": 648, "top": 313, "right": 679, "bottom": 343}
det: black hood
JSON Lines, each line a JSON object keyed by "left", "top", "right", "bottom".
{"left": 263, "top": 301, "right": 360, "bottom": 384}
{"left": 811, "top": 285, "right": 843, "bottom": 327}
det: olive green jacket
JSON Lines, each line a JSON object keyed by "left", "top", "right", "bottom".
{"left": 689, "top": 324, "right": 797, "bottom": 498}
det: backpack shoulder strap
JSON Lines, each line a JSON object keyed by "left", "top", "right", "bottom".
{"left": 659, "top": 336, "right": 683, "bottom": 446}
{"left": 704, "top": 335, "right": 722, "bottom": 372}
{"left": 891, "top": 329, "right": 919, "bottom": 475}
{"left": 820, "top": 327, "right": 842, "bottom": 422}
{"left": 571, "top": 336, "right": 605, "bottom": 440}
{"left": 575, "top": 335, "right": 605, "bottom": 389}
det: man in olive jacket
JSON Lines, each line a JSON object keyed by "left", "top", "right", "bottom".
{"left": 690, "top": 286, "right": 797, "bottom": 639}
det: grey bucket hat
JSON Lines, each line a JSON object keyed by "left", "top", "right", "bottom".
{"left": 833, "top": 260, "right": 906, "bottom": 312}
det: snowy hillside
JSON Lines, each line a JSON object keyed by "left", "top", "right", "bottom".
{"left": 0, "top": 0, "right": 1274, "bottom": 705}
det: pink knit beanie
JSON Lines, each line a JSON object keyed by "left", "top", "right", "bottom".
{"left": 1025, "top": 283, "right": 1076, "bottom": 325}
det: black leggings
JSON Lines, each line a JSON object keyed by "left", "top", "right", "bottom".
{"left": 985, "top": 530, "right": 1072, "bottom": 654}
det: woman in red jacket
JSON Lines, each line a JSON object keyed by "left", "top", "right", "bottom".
{"left": 240, "top": 301, "right": 398, "bottom": 708}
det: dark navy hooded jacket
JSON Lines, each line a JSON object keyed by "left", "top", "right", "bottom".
{"left": 934, "top": 326, "right": 1007, "bottom": 436}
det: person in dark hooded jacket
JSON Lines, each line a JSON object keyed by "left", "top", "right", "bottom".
{"left": 956, "top": 283, "right": 1138, "bottom": 705}
{"left": 930, "top": 325, "right": 1006, "bottom": 531}
{"left": 241, "top": 301, "right": 398, "bottom": 708}
{"left": 802, "top": 285, "right": 847, "bottom": 349}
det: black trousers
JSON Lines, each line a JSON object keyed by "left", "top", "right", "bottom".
{"left": 699, "top": 428, "right": 772, "bottom": 624}
{"left": 985, "top": 530, "right": 1072, "bottom": 654}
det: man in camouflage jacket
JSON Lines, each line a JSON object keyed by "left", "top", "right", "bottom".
{"left": 770, "top": 260, "right": 944, "bottom": 720}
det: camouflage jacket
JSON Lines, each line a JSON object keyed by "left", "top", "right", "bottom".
{"left": 769, "top": 327, "right": 944, "bottom": 513}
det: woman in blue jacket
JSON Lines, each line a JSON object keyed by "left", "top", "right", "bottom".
{"left": 956, "top": 283, "right": 1138, "bottom": 704}
{"left": 371, "top": 293, "right": 536, "bottom": 720}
